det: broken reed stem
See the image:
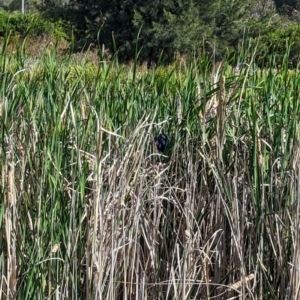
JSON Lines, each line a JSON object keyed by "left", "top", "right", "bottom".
{"left": 225, "top": 273, "right": 255, "bottom": 293}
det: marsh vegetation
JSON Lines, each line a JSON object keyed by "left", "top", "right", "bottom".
{"left": 1, "top": 35, "right": 300, "bottom": 300}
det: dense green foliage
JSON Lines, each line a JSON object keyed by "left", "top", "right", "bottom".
{"left": 34, "top": 0, "right": 300, "bottom": 65}
{"left": 39, "top": 0, "right": 251, "bottom": 63}
{"left": 247, "top": 19, "right": 300, "bottom": 67}
{"left": 0, "top": 10, "right": 68, "bottom": 39}
{"left": 1, "top": 1, "right": 300, "bottom": 65}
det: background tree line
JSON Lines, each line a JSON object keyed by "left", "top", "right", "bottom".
{"left": 1, "top": 0, "right": 300, "bottom": 65}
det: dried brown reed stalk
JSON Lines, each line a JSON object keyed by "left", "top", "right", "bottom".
{"left": 177, "top": 91, "right": 182, "bottom": 125}
{"left": 196, "top": 84, "right": 204, "bottom": 123}
{"left": 175, "top": 51, "right": 187, "bottom": 70}
{"left": 206, "top": 61, "right": 224, "bottom": 122}
{"left": 3, "top": 151, "right": 17, "bottom": 300}
{"left": 7, "top": 163, "right": 16, "bottom": 208}
{"left": 217, "top": 75, "right": 226, "bottom": 157}
{"left": 291, "top": 142, "right": 300, "bottom": 299}
{"left": 86, "top": 116, "right": 164, "bottom": 299}
{"left": 257, "top": 127, "right": 263, "bottom": 171}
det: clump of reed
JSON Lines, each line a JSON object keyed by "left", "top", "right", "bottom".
{"left": 0, "top": 34, "right": 299, "bottom": 299}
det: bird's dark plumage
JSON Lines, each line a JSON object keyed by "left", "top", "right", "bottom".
{"left": 154, "top": 133, "right": 168, "bottom": 152}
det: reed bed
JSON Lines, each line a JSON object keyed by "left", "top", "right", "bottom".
{"left": 0, "top": 36, "right": 300, "bottom": 300}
